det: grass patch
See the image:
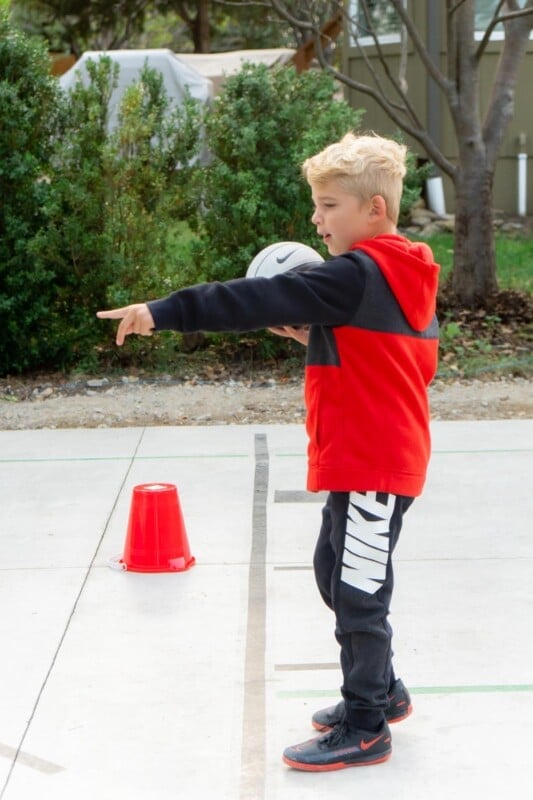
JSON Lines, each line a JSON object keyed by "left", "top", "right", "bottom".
{"left": 409, "top": 230, "right": 532, "bottom": 379}
{"left": 421, "top": 232, "right": 533, "bottom": 292}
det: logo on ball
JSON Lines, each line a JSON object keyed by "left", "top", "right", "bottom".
{"left": 246, "top": 242, "right": 325, "bottom": 279}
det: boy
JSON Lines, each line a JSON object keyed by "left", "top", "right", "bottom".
{"left": 98, "top": 132, "right": 440, "bottom": 771}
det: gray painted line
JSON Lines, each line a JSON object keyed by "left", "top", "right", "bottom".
{"left": 274, "top": 565, "right": 313, "bottom": 571}
{"left": 274, "top": 490, "right": 328, "bottom": 503}
{"left": 0, "top": 743, "right": 64, "bottom": 774}
{"left": 276, "top": 663, "right": 338, "bottom": 671}
{"left": 239, "top": 434, "right": 268, "bottom": 800}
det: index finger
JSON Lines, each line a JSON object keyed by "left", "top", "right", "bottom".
{"left": 96, "top": 308, "right": 129, "bottom": 320}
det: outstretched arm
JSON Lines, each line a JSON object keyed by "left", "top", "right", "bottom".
{"left": 97, "top": 256, "right": 365, "bottom": 342}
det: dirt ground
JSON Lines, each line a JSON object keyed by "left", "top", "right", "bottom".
{"left": 0, "top": 372, "right": 531, "bottom": 429}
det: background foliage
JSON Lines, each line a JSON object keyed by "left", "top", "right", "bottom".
{"left": 1, "top": 15, "right": 431, "bottom": 375}
{"left": 30, "top": 55, "right": 202, "bottom": 371}
{"left": 0, "top": 12, "right": 62, "bottom": 374}
{"left": 8, "top": 0, "right": 338, "bottom": 55}
{"left": 187, "top": 63, "right": 365, "bottom": 285}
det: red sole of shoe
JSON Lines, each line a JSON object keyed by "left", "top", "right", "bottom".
{"left": 312, "top": 704, "right": 413, "bottom": 733}
{"left": 282, "top": 751, "right": 391, "bottom": 772}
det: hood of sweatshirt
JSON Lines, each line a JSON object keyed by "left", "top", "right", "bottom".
{"left": 353, "top": 234, "right": 440, "bottom": 331}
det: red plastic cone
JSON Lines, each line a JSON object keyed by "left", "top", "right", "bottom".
{"left": 109, "top": 483, "right": 195, "bottom": 573}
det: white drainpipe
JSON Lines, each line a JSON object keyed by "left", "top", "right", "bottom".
{"left": 426, "top": 175, "right": 446, "bottom": 216}
{"left": 517, "top": 133, "right": 527, "bottom": 217}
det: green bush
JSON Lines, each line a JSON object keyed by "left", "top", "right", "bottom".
{"left": 31, "top": 56, "right": 202, "bottom": 370}
{"left": 0, "top": 13, "right": 63, "bottom": 374}
{"left": 0, "top": 30, "right": 430, "bottom": 375}
{"left": 187, "top": 63, "right": 365, "bottom": 285}
{"left": 399, "top": 149, "right": 430, "bottom": 225}
{"left": 188, "top": 64, "right": 428, "bottom": 289}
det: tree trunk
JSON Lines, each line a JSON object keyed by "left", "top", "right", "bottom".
{"left": 193, "top": 0, "right": 210, "bottom": 53}
{"left": 452, "top": 162, "right": 498, "bottom": 305}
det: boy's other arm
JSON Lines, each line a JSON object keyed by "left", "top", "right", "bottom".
{"left": 268, "top": 326, "right": 310, "bottom": 346}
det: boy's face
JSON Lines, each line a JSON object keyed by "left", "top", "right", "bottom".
{"left": 310, "top": 179, "right": 375, "bottom": 256}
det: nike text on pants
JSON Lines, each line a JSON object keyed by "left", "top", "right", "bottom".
{"left": 313, "top": 491, "right": 414, "bottom": 731}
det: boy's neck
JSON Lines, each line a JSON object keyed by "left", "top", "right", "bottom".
{"left": 378, "top": 219, "right": 398, "bottom": 236}
{"left": 361, "top": 220, "right": 398, "bottom": 241}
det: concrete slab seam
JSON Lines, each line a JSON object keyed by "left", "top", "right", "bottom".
{"left": 0, "top": 428, "right": 147, "bottom": 797}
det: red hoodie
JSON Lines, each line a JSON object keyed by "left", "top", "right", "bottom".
{"left": 305, "top": 235, "right": 439, "bottom": 495}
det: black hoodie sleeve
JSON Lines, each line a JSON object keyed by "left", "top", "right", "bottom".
{"left": 147, "top": 256, "right": 366, "bottom": 334}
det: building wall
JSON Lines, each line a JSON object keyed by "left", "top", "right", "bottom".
{"left": 342, "top": 4, "right": 533, "bottom": 215}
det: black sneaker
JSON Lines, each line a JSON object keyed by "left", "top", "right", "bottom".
{"left": 311, "top": 678, "right": 412, "bottom": 732}
{"left": 283, "top": 720, "right": 392, "bottom": 771}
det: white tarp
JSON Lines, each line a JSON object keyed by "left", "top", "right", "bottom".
{"left": 58, "top": 48, "right": 214, "bottom": 130}
{"left": 176, "top": 48, "right": 295, "bottom": 94}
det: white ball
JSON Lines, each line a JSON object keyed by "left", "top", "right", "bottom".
{"left": 246, "top": 241, "right": 324, "bottom": 278}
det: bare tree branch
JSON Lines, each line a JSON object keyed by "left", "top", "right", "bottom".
{"left": 499, "top": 4, "right": 533, "bottom": 19}
{"left": 175, "top": 1, "right": 193, "bottom": 27}
{"left": 265, "top": 0, "right": 455, "bottom": 177}
{"left": 476, "top": 3, "right": 533, "bottom": 61}
{"left": 482, "top": 6, "right": 533, "bottom": 163}
{"left": 313, "top": 36, "right": 456, "bottom": 177}
{"left": 389, "top": 0, "right": 453, "bottom": 95}
{"left": 398, "top": 15, "right": 408, "bottom": 94}
{"left": 259, "top": 0, "right": 530, "bottom": 303}
{"left": 448, "top": 0, "right": 471, "bottom": 16}
{"left": 270, "top": 0, "right": 313, "bottom": 30}
{"left": 347, "top": 9, "right": 422, "bottom": 126}
{"left": 446, "top": 0, "right": 459, "bottom": 89}
{"left": 214, "top": 0, "right": 271, "bottom": 5}
{"left": 474, "top": 0, "right": 505, "bottom": 61}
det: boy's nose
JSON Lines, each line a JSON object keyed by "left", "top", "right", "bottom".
{"left": 311, "top": 209, "right": 321, "bottom": 225}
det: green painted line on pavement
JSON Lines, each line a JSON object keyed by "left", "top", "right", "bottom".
{"left": 0, "top": 453, "right": 249, "bottom": 464}
{"left": 277, "top": 684, "right": 533, "bottom": 699}
{"left": 275, "top": 449, "right": 532, "bottom": 458}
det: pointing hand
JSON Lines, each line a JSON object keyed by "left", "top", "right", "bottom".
{"left": 96, "top": 304, "right": 155, "bottom": 346}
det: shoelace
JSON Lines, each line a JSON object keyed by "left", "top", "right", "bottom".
{"left": 320, "top": 721, "right": 350, "bottom": 749}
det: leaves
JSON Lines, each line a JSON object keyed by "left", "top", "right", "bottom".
{"left": 437, "top": 285, "right": 533, "bottom": 377}
{"left": 189, "top": 63, "right": 364, "bottom": 283}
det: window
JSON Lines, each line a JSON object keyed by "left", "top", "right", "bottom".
{"left": 348, "top": 0, "right": 407, "bottom": 46}
{"left": 348, "top": 1, "right": 531, "bottom": 47}
{"left": 475, "top": 0, "right": 530, "bottom": 39}
{"left": 476, "top": 0, "right": 504, "bottom": 34}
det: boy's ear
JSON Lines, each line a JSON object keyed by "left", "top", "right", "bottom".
{"left": 369, "top": 195, "right": 388, "bottom": 218}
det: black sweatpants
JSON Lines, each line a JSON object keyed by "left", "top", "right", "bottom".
{"left": 313, "top": 491, "right": 414, "bottom": 731}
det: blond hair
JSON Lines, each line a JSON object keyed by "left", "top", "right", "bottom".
{"left": 302, "top": 132, "right": 407, "bottom": 224}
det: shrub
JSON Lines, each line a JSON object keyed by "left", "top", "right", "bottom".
{"left": 188, "top": 64, "right": 428, "bottom": 288}
{"left": 31, "top": 56, "right": 202, "bottom": 370}
{"left": 0, "top": 13, "right": 63, "bottom": 374}
{"left": 399, "top": 149, "right": 431, "bottom": 225}
{"left": 187, "top": 63, "right": 365, "bottom": 284}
